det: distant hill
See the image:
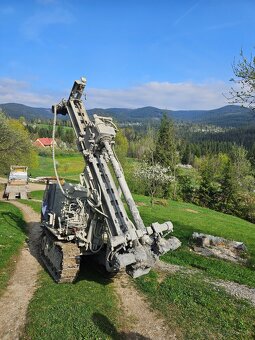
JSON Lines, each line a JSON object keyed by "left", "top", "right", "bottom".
{"left": 0, "top": 102, "right": 254, "bottom": 127}
{"left": 0, "top": 103, "right": 53, "bottom": 120}
{"left": 89, "top": 105, "right": 255, "bottom": 127}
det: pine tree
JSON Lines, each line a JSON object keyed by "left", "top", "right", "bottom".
{"left": 154, "top": 113, "right": 178, "bottom": 170}
{"left": 154, "top": 114, "right": 179, "bottom": 198}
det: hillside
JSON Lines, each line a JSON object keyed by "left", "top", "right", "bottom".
{"left": 16, "top": 191, "right": 255, "bottom": 339}
{"left": 0, "top": 103, "right": 53, "bottom": 120}
{"left": 89, "top": 105, "right": 255, "bottom": 127}
{"left": 0, "top": 102, "right": 254, "bottom": 127}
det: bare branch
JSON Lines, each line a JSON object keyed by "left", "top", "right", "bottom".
{"left": 227, "top": 49, "right": 255, "bottom": 110}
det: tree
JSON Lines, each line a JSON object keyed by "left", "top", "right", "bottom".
{"left": 177, "top": 167, "right": 200, "bottom": 203}
{"left": 154, "top": 114, "right": 179, "bottom": 169}
{"left": 248, "top": 142, "right": 255, "bottom": 167}
{"left": 197, "top": 153, "right": 229, "bottom": 209}
{"left": 228, "top": 49, "right": 255, "bottom": 109}
{"left": 181, "top": 143, "right": 193, "bottom": 165}
{"left": 229, "top": 144, "right": 253, "bottom": 191}
{"left": 64, "top": 129, "right": 75, "bottom": 145}
{"left": 0, "top": 112, "right": 38, "bottom": 174}
{"left": 56, "top": 125, "right": 64, "bottom": 139}
{"left": 154, "top": 114, "right": 179, "bottom": 198}
{"left": 128, "top": 127, "right": 156, "bottom": 160}
{"left": 115, "top": 129, "right": 128, "bottom": 165}
{"left": 135, "top": 162, "right": 173, "bottom": 205}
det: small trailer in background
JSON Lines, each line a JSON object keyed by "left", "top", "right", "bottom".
{"left": 3, "top": 166, "right": 29, "bottom": 200}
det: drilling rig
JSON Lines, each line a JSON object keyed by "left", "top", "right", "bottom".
{"left": 40, "top": 77, "right": 181, "bottom": 283}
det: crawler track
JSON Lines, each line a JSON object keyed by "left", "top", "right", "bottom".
{"left": 41, "top": 230, "right": 81, "bottom": 283}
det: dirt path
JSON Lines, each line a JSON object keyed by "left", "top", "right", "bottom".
{"left": 114, "top": 273, "right": 176, "bottom": 339}
{"left": 0, "top": 200, "right": 41, "bottom": 340}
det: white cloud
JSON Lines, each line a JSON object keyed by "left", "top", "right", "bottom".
{"left": 0, "top": 78, "right": 61, "bottom": 107}
{"left": 86, "top": 81, "right": 229, "bottom": 110}
{"left": 0, "top": 77, "right": 229, "bottom": 110}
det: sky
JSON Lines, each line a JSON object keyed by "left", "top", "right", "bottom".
{"left": 0, "top": 0, "right": 255, "bottom": 110}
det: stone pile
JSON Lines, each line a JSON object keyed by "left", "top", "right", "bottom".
{"left": 192, "top": 232, "right": 247, "bottom": 263}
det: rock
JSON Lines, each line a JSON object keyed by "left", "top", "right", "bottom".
{"left": 191, "top": 232, "right": 247, "bottom": 263}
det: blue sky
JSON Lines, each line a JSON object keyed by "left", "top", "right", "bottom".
{"left": 0, "top": 0, "right": 255, "bottom": 109}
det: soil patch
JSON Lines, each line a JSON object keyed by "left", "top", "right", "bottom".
{"left": 114, "top": 272, "right": 176, "bottom": 339}
{"left": 184, "top": 208, "right": 199, "bottom": 214}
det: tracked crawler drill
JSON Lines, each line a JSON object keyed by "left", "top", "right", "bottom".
{"left": 40, "top": 77, "right": 181, "bottom": 283}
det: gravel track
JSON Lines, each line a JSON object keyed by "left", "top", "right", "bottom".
{"left": 156, "top": 260, "right": 255, "bottom": 306}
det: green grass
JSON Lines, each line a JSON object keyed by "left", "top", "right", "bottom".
{"left": 162, "top": 248, "right": 255, "bottom": 287}
{"left": 32, "top": 123, "right": 72, "bottom": 131}
{"left": 20, "top": 189, "right": 255, "bottom": 338}
{"left": 133, "top": 194, "right": 255, "bottom": 287}
{"left": 22, "top": 187, "right": 255, "bottom": 287}
{"left": 30, "top": 153, "right": 84, "bottom": 182}
{"left": 29, "top": 190, "right": 44, "bottom": 201}
{"left": 0, "top": 202, "right": 26, "bottom": 294}
{"left": 24, "top": 263, "right": 123, "bottom": 340}
{"left": 135, "top": 271, "right": 255, "bottom": 339}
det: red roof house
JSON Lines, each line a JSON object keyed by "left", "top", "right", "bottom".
{"left": 33, "top": 138, "right": 56, "bottom": 148}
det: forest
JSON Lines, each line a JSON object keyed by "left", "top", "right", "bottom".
{"left": 1, "top": 108, "right": 255, "bottom": 224}
{"left": 122, "top": 115, "right": 255, "bottom": 223}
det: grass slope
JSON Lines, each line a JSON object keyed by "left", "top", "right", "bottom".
{"left": 20, "top": 193, "right": 255, "bottom": 338}
{"left": 23, "top": 190, "right": 255, "bottom": 286}
{"left": 30, "top": 154, "right": 84, "bottom": 182}
{"left": 0, "top": 202, "right": 26, "bottom": 294}
{"left": 134, "top": 195, "right": 255, "bottom": 287}
{"left": 135, "top": 271, "right": 255, "bottom": 339}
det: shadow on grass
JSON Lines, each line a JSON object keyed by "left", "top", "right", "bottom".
{"left": 1, "top": 211, "right": 27, "bottom": 235}
{"left": 26, "top": 221, "right": 43, "bottom": 261}
{"left": 92, "top": 312, "right": 150, "bottom": 340}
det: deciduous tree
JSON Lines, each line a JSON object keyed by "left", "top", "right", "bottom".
{"left": 0, "top": 112, "right": 38, "bottom": 174}
{"left": 229, "top": 49, "right": 255, "bottom": 109}
{"left": 135, "top": 162, "right": 173, "bottom": 205}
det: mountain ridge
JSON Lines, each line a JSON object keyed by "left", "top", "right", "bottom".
{"left": 0, "top": 102, "right": 254, "bottom": 127}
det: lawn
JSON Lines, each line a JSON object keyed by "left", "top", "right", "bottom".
{"left": 30, "top": 153, "right": 84, "bottom": 182}
{"left": 29, "top": 190, "right": 44, "bottom": 201}
{"left": 32, "top": 123, "right": 72, "bottom": 132}
{"left": 0, "top": 202, "right": 26, "bottom": 295}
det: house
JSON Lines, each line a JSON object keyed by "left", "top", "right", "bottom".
{"left": 33, "top": 138, "right": 56, "bottom": 148}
